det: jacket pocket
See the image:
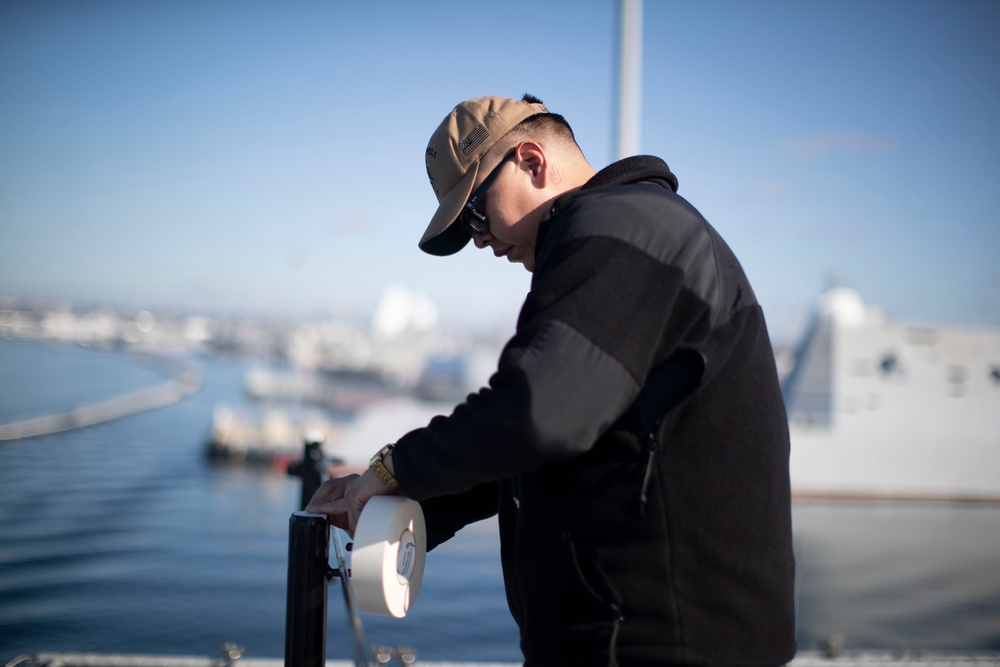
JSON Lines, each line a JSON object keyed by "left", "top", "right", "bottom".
{"left": 563, "top": 529, "right": 625, "bottom": 664}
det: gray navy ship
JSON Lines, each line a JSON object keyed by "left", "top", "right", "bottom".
{"left": 782, "top": 288, "right": 1000, "bottom": 503}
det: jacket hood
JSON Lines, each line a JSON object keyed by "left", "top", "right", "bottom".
{"left": 581, "top": 155, "right": 679, "bottom": 194}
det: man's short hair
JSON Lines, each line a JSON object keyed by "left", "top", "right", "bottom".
{"left": 506, "top": 94, "right": 578, "bottom": 147}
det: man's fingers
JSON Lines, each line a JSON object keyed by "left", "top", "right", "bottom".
{"left": 306, "top": 492, "right": 346, "bottom": 514}
{"left": 308, "top": 467, "right": 402, "bottom": 536}
{"left": 305, "top": 474, "right": 358, "bottom": 513}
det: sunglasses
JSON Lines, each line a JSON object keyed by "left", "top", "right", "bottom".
{"left": 458, "top": 150, "right": 517, "bottom": 236}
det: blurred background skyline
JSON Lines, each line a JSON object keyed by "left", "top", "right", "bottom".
{"left": 1, "top": 0, "right": 998, "bottom": 346}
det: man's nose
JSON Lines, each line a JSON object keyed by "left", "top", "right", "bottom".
{"left": 473, "top": 232, "right": 492, "bottom": 249}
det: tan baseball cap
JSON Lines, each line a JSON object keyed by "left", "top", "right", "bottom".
{"left": 419, "top": 95, "right": 548, "bottom": 256}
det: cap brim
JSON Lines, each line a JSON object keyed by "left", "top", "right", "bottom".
{"left": 419, "top": 162, "right": 480, "bottom": 256}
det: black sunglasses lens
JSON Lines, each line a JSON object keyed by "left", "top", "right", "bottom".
{"left": 461, "top": 207, "right": 487, "bottom": 235}
{"left": 459, "top": 149, "right": 514, "bottom": 237}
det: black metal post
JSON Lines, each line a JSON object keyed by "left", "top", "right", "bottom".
{"left": 288, "top": 434, "right": 326, "bottom": 510}
{"left": 285, "top": 511, "right": 330, "bottom": 667}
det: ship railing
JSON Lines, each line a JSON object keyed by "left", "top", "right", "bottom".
{"left": 285, "top": 435, "right": 377, "bottom": 667}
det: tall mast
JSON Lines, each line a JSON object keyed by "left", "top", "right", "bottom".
{"left": 615, "top": 0, "right": 643, "bottom": 160}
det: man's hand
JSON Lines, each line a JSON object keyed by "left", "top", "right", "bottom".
{"left": 306, "top": 453, "right": 401, "bottom": 536}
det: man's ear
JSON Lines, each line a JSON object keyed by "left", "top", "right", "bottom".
{"left": 515, "top": 141, "right": 548, "bottom": 188}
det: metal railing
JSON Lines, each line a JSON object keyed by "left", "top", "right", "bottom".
{"left": 285, "top": 437, "right": 372, "bottom": 667}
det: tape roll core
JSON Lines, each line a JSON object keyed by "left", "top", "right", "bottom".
{"left": 351, "top": 496, "right": 426, "bottom": 618}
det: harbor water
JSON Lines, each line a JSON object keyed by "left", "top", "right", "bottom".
{"left": 0, "top": 339, "right": 998, "bottom": 663}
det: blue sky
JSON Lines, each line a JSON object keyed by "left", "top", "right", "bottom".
{"left": 1, "top": 0, "right": 997, "bottom": 345}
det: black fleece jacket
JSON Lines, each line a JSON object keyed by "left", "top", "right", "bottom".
{"left": 392, "top": 156, "right": 797, "bottom": 667}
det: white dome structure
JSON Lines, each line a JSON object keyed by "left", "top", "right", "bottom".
{"left": 817, "top": 287, "right": 866, "bottom": 328}
{"left": 371, "top": 285, "right": 439, "bottom": 338}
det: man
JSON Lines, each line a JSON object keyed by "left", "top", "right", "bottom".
{"left": 308, "top": 94, "right": 797, "bottom": 666}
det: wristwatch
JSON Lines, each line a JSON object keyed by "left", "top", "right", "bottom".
{"left": 369, "top": 443, "right": 399, "bottom": 491}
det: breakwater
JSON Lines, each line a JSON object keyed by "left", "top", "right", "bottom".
{"left": 0, "top": 364, "right": 201, "bottom": 441}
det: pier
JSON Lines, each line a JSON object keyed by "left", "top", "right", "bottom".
{"left": 0, "top": 364, "right": 201, "bottom": 442}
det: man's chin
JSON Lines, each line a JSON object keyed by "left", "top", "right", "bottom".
{"left": 504, "top": 248, "right": 533, "bottom": 272}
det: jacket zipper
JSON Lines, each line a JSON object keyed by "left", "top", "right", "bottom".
{"left": 639, "top": 431, "right": 658, "bottom": 515}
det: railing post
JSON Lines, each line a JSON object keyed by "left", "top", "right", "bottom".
{"left": 285, "top": 511, "right": 331, "bottom": 667}
{"left": 288, "top": 433, "right": 326, "bottom": 510}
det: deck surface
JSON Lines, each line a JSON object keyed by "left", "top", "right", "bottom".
{"left": 10, "top": 650, "right": 1000, "bottom": 667}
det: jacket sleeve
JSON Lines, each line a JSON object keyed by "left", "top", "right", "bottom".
{"left": 393, "top": 191, "right": 713, "bottom": 501}
{"left": 419, "top": 482, "right": 500, "bottom": 551}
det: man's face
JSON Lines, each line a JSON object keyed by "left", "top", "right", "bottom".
{"left": 466, "top": 149, "right": 542, "bottom": 272}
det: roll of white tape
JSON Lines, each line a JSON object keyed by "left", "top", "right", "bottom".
{"left": 351, "top": 495, "right": 426, "bottom": 618}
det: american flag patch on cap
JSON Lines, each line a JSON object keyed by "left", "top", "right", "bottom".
{"left": 459, "top": 124, "right": 490, "bottom": 155}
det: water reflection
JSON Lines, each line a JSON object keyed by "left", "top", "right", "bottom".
{"left": 793, "top": 503, "right": 1000, "bottom": 652}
